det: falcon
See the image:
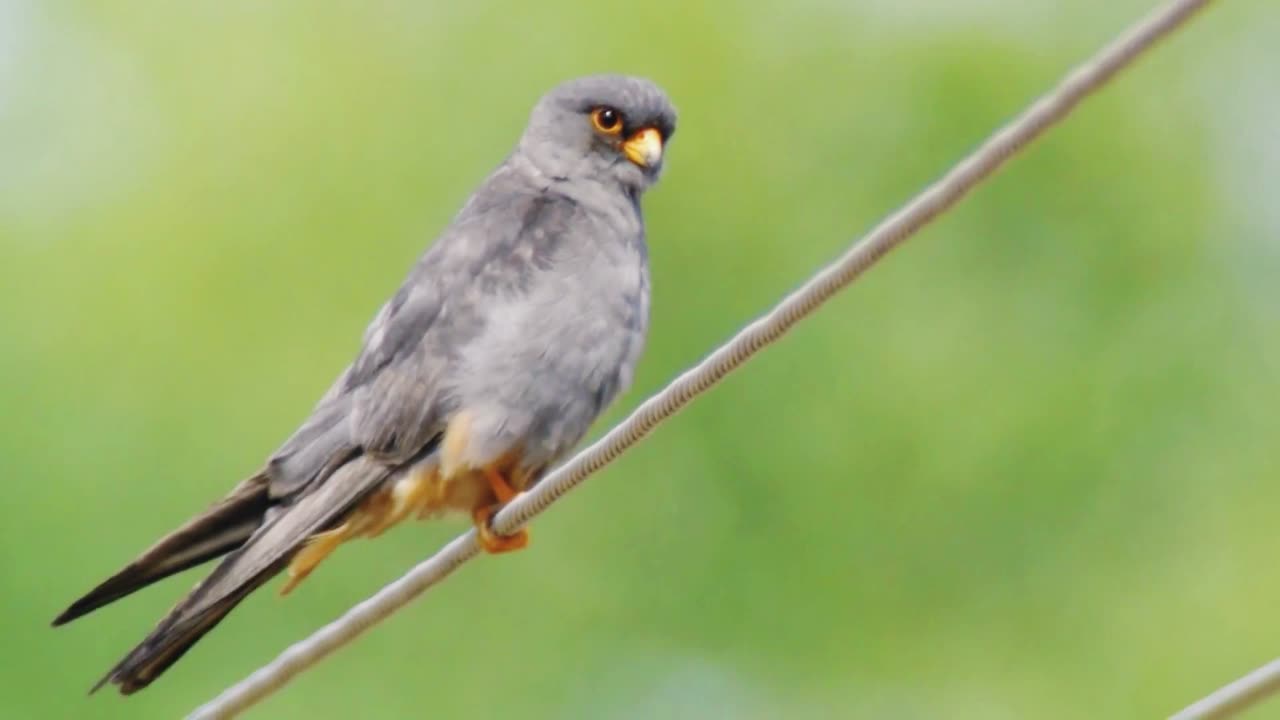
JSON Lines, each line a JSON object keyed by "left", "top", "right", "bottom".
{"left": 53, "top": 74, "right": 677, "bottom": 695}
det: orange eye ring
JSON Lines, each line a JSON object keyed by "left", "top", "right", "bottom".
{"left": 590, "top": 107, "right": 623, "bottom": 135}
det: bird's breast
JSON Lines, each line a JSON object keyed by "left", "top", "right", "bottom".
{"left": 450, "top": 230, "right": 649, "bottom": 471}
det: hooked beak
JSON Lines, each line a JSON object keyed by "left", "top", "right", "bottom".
{"left": 621, "top": 127, "right": 663, "bottom": 168}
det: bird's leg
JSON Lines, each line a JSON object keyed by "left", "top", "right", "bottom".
{"left": 366, "top": 470, "right": 437, "bottom": 538}
{"left": 280, "top": 524, "right": 349, "bottom": 596}
{"left": 484, "top": 466, "right": 519, "bottom": 503}
{"left": 472, "top": 467, "right": 529, "bottom": 553}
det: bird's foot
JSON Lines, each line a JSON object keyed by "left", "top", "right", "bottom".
{"left": 471, "top": 504, "right": 529, "bottom": 554}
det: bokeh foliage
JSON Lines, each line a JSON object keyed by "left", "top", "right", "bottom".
{"left": 2, "top": 1, "right": 1277, "bottom": 717}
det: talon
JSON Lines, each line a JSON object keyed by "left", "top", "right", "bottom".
{"left": 471, "top": 505, "right": 529, "bottom": 554}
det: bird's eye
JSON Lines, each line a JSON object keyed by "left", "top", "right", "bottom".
{"left": 590, "top": 107, "right": 623, "bottom": 135}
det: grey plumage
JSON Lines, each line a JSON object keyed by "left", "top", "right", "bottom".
{"left": 53, "top": 74, "right": 677, "bottom": 695}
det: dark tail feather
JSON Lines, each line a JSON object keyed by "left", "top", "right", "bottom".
{"left": 68, "top": 454, "right": 392, "bottom": 695}
{"left": 53, "top": 473, "right": 271, "bottom": 627}
{"left": 91, "top": 559, "right": 285, "bottom": 695}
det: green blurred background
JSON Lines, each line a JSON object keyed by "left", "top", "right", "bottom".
{"left": 3, "top": 1, "right": 1277, "bottom": 718}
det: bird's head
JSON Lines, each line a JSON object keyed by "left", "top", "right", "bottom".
{"left": 517, "top": 74, "right": 677, "bottom": 193}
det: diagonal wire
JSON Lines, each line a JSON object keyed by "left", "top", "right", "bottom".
{"left": 188, "top": 0, "right": 1217, "bottom": 716}
{"left": 1170, "top": 659, "right": 1280, "bottom": 720}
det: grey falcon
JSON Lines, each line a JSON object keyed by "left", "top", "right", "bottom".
{"left": 52, "top": 74, "right": 677, "bottom": 695}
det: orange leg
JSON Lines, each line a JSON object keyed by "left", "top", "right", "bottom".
{"left": 366, "top": 471, "right": 436, "bottom": 538}
{"left": 280, "top": 525, "right": 348, "bottom": 596}
{"left": 484, "top": 467, "right": 519, "bottom": 503}
{"left": 472, "top": 467, "right": 528, "bottom": 553}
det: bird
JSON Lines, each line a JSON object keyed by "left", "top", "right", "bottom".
{"left": 52, "top": 74, "right": 677, "bottom": 695}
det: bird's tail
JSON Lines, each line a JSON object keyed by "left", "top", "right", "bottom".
{"left": 91, "top": 557, "right": 285, "bottom": 694}
{"left": 56, "top": 454, "right": 393, "bottom": 694}
{"left": 52, "top": 472, "right": 271, "bottom": 627}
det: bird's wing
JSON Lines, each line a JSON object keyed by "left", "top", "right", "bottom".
{"left": 269, "top": 172, "right": 576, "bottom": 497}
{"left": 264, "top": 227, "right": 461, "bottom": 499}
